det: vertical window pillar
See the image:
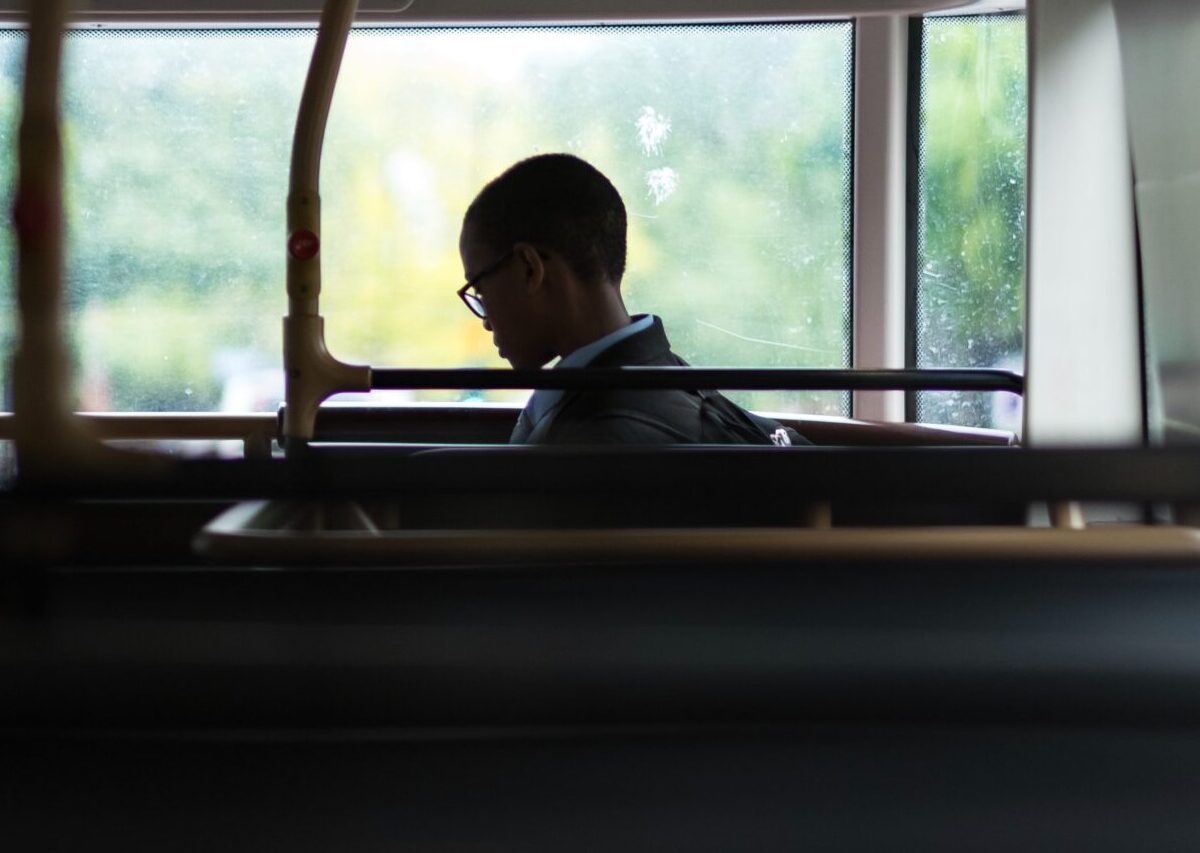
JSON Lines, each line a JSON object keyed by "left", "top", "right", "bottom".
{"left": 852, "top": 15, "right": 909, "bottom": 422}
{"left": 1026, "top": 0, "right": 1142, "bottom": 446}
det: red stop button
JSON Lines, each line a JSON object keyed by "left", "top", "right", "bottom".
{"left": 288, "top": 229, "right": 320, "bottom": 260}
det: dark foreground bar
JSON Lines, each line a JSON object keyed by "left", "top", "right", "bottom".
{"left": 369, "top": 366, "right": 1025, "bottom": 394}
{"left": 4, "top": 445, "right": 1200, "bottom": 503}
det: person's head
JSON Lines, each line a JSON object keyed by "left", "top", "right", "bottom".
{"left": 458, "top": 154, "right": 628, "bottom": 369}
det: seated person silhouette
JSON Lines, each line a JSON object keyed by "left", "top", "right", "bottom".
{"left": 457, "top": 153, "right": 808, "bottom": 446}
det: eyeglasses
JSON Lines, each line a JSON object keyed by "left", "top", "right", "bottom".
{"left": 457, "top": 248, "right": 515, "bottom": 320}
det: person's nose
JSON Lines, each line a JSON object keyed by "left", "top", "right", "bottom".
{"left": 482, "top": 317, "right": 493, "bottom": 332}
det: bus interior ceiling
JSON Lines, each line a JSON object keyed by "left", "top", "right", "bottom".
{"left": 6, "top": 0, "right": 1200, "bottom": 849}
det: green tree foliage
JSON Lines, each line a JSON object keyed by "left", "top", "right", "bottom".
{"left": 916, "top": 15, "right": 1027, "bottom": 428}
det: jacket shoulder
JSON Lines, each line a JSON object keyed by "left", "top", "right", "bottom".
{"left": 535, "top": 320, "right": 701, "bottom": 444}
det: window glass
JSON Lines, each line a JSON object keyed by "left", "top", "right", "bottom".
{"left": 0, "top": 24, "right": 853, "bottom": 416}
{"left": 0, "top": 30, "right": 309, "bottom": 414}
{"left": 914, "top": 14, "right": 1026, "bottom": 432}
{"left": 0, "top": 35, "right": 20, "bottom": 416}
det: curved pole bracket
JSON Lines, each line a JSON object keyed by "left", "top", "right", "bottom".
{"left": 283, "top": 315, "right": 370, "bottom": 441}
{"left": 283, "top": 0, "right": 370, "bottom": 446}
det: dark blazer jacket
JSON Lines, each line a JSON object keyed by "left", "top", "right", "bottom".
{"left": 512, "top": 316, "right": 808, "bottom": 445}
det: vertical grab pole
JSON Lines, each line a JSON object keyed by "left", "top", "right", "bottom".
{"left": 10, "top": 0, "right": 71, "bottom": 477}
{"left": 283, "top": 0, "right": 371, "bottom": 451}
{"left": 9, "top": 0, "right": 108, "bottom": 480}
{"left": 9, "top": 1, "right": 165, "bottom": 482}
{"left": 11, "top": 2, "right": 67, "bottom": 418}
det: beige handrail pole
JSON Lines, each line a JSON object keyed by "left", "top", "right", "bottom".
{"left": 9, "top": 1, "right": 168, "bottom": 481}
{"left": 283, "top": 0, "right": 371, "bottom": 447}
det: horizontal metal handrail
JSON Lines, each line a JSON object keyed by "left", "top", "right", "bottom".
{"left": 0, "top": 412, "right": 277, "bottom": 459}
{"left": 0, "top": 411, "right": 275, "bottom": 438}
{"left": 369, "top": 367, "right": 1025, "bottom": 395}
{"left": 0, "top": 369, "right": 1025, "bottom": 442}
{"left": 0, "top": 369, "right": 1022, "bottom": 460}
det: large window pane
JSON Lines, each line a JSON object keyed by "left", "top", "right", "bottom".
{"left": 0, "top": 30, "right": 310, "bottom": 414}
{"left": 0, "top": 35, "right": 23, "bottom": 415}
{"left": 914, "top": 14, "right": 1026, "bottom": 432}
{"left": 0, "top": 24, "right": 853, "bottom": 416}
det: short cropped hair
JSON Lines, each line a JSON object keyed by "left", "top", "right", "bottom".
{"left": 464, "top": 154, "right": 627, "bottom": 286}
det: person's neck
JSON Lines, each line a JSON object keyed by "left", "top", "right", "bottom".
{"left": 556, "top": 286, "right": 632, "bottom": 359}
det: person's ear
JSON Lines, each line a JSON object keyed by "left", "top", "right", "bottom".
{"left": 513, "top": 242, "right": 546, "bottom": 292}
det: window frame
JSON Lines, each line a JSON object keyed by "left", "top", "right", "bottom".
{"left": 0, "top": 0, "right": 997, "bottom": 27}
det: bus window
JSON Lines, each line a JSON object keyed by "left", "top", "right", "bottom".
{"left": 911, "top": 13, "right": 1026, "bottom": 432}
{"left": 0, "top": 23, "right": 855, "bottom": 420}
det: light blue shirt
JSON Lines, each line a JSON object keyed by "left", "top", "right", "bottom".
{"left": 523, "top": 314, "right": 655, "bottom": 430}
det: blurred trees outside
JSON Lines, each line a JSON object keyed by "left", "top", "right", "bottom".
{"left": 915, "top": 15, "right": 1027, "bottom": 430}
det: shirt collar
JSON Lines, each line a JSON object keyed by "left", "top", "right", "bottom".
{"left": 557, "top": 313, "right": 655, "bottom": 370}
